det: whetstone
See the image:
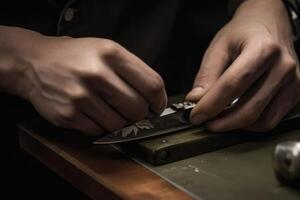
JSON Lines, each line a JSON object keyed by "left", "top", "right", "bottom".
{"left": 120, "top": 96, "right": 300, "bottom": 166}
{"left": 119, "top": 127, "right": 250, "bottom": 165}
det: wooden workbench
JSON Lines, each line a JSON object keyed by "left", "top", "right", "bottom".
{"left": 18, "top": 124, "right": 192, "bottom": 200}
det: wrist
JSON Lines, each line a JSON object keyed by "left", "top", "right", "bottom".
{"left": 0, "top": 26, "right": 49, "bottom": 100}
{"left": 232, "top": 0, "right": 293, "bottom": 43}
{"left": 234, "top": 0, "right": 288, "bottom": 22}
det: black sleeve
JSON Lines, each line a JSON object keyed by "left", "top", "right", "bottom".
{"left": 0, "top": 1, "right": 62, "bottom": 35}
{"left": 282, "top": 0, "right": 300, "bottom": 41}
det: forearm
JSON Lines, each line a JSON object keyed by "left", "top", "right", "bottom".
{"left": 228, "top": 0, "right": 293, "bottom": 45}
{"left": 0, "top": 26, "right": 46, "bottom": 98}
{"left": 229, "top": 0, "right": 293, "bottom": 20}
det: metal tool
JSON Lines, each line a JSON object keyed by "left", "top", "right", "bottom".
{"left": 94, "top": 101, "right": 196, "bottom": 144}
{"left": 273, "top": 141, "right": 300, "bottom": 186}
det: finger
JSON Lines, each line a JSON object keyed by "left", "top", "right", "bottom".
{"left": 190, "top": 43, "right": 278, "bottom": 125}
{"left": 246, "top": 76, "right": 300, "bottom": 132}
{"left": 59, "top": 112, "right": 105, "bottom": 136}
{"left": 78, "top": 94, "right": 128, "bottom": 132}
{"left": 205, "top": 60, "right": 293, "bottom": 132}
{"left": 186, "top": 41, "right": 230, "bottom": 101}
{"left": 84, "top": 66, "right": 150, "bottom": 123}
{"left": 102, "top": 44, "right": 167, "bottom": 114}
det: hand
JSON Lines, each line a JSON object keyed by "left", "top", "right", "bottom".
{"left": 186, "top": 0, "right": 300, "bottom": 132}
{"left": 13, "top": 35, "right": 167, "bottom": 136}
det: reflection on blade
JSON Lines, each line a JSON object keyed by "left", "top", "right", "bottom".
{"left": 160, "top": 107, "right": 176, "bottom": 116}
{"left": 94, "top": 102, "right": 196, "bottom": 144}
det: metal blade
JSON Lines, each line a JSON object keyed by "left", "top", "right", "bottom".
{"left": 94, "top": 102, "right": 196, "bottom": 144}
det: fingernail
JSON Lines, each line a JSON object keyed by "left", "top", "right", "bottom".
{"left": 186, "top": 87, "right": 204, "bottom": 101}
{"left": 191, "top": 113, "right": 207, "bottom": 124}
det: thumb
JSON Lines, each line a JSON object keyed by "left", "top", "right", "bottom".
{"left": 186, "top": 43, "right": 231, "bottom": 101}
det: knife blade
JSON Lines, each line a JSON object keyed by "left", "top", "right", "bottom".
{"left": 93, "top": 101, "right": 196, "bottom": 144}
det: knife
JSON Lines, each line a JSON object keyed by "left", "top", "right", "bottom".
{"left": 93, "top": 101, "right": 196, "bottom": 144}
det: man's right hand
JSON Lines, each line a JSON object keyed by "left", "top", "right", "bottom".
{"left": 0, "top": 27, "right": 167, "bottom": 136}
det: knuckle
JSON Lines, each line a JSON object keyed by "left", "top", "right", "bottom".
{"left": 273, "top": 54, "right": 297, "bottom": 82}
{"left": 100, "top": 39, "right": 122, "bottom": 60}
{"left": 68, "top": 87, "right": 89, "bottom": 103}
{"left": 147, "top": 74, "right": 165, "bottom": 96}
{"left": 57, "top": 107, "right": 78, "bottom": 123}
{"left": 81, "top": 66, "right": 109, "bottom": 84}
{"left": 260, "top": 39, "right": 281, "bottom": 58}
{"left": 78, "top": 64, "right": 107, "bottom": 79}
{"left": 72, "top": 64, "right": 107, "bottom": 82}
{"left": 223, "top": 78, "right": 243, "bottom": 96}
{"left": 282, "top": 55, "right": 297, "bottom": 74}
